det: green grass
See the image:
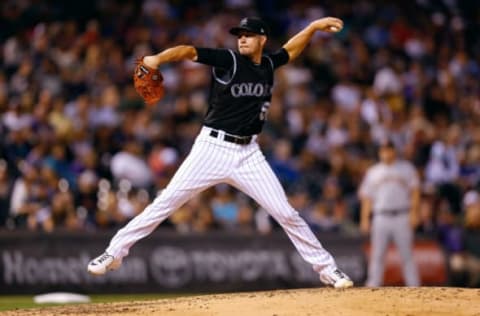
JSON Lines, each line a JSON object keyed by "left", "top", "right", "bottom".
{"left": 0, "top": 293, "right": 191, "bottom": 312}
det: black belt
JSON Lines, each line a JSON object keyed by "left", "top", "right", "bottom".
{"left": 374, "top": 209, "right": 408, "bottom": 216}
{"left": 209, "top": 130, "right": 252, "bottom": 145}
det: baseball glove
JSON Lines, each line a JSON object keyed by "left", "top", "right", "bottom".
{"left": 133, "top": 58, "right": 165, "bottom": 105}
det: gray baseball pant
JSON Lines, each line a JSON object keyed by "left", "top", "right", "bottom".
{"left": 366, "top": 213, "right": 420, "bottom": 287}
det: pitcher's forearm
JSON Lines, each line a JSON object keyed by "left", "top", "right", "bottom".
{"left": 282, "top": 17, "right": 343, "bottom": 61}
{"left": 143, "top": 45, "right": 197, "bottom": 68}
{"left": 282, "top": 24, "right": 317, "bottom": 61}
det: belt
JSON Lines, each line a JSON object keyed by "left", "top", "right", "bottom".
{"left": 374, "top": 209, "right": 409, "bottom": 216}
{"left": 209, "top": 130, "right": 253, "bottom": 145}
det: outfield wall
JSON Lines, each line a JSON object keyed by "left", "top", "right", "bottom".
{"left": 0, "top": 231, "right": 445, "bottom": 294}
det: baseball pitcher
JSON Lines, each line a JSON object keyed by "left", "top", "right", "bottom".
{"left": 88, "top": 16, "right": 353, "bottom": 288}
{"left": 359, "top": 140, "right": 420, "bottom": 287}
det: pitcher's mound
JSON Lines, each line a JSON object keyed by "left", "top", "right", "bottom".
{"left": 4, "top": 287, "right": 480, "bottom": 316}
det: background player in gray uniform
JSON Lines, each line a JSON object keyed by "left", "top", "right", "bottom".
{"left": 88, "top": 16, "right": 353, "bottom": 288}
{"left": 359, "top": 140, "right": 420, "bottom": 287}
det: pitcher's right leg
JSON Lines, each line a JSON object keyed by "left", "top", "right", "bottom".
{"left": 88, "top": 137, "right": 231, "bottom": 275}
{"left": 105, "top": 183, "right": 203, "bottom": 259}
{"left": 88, "top": 175, "right": 206, "bottom": 275}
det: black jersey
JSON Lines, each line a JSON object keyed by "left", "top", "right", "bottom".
{"left": 195, "top": 47, "right": 289, "bottom": 136}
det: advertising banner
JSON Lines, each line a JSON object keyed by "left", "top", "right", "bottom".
{"left": 0, "top": 231, "right": 366, "bottom": 294}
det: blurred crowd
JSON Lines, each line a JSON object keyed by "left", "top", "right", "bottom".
{"left": 0, "top": 0, "right": 479, "bottom": 278}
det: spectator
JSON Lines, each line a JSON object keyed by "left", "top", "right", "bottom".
{"left": 210, "top": 184, "right": 240, "bottom": 229}
{"left": 305, "top": 177, "right": 348, "bottom": 233}
{"left": 306, "top": 201, "right": 338, "bottom": 232}
{"left": 47, "top": 188, "right": 79, "bottom": 231}
{"left": 43, "top": 144, "right": 76, "bottom": 189}
{"left": 191, "top": 196, "right": 219, "bottom": 233}
{"left": 10, "top": 162, "right": 52, "bottom": 231}
{"left": 9, "top": 162, "right": 38, "bottom": 227}
{"left": 425, "top": 125, "right": 463, "bottom": 214}
{"left": 449, "top": 189, "right": 480, "bottom": 287}
{"left": 75, "top": 170, "right": 99, "bottom": 228}
{"left": 110, "top": 140, "right": 153, "bottom": 189}
{"left": 0, "top": 160, "right": 13, "bottom": 227}
{"left": 236, "top": 202, "right": 255, "bottom": 233}
{"left": 268, "top": 138, "right": 300, "bottom": 190}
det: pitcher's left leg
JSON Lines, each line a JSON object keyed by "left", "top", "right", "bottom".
{"left": 229, "top": 146, "right": 352, "bottom": 288}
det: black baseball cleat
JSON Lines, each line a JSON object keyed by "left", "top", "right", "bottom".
{"left": 320, "top": 268, "right": 354, "bottom": 289}
{"left": 87, "top": 252, "right": 122, "bottom": 276}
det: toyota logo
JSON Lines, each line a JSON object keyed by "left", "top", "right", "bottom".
{"left": 149, "top": 247, "right": 192, "bottom": 288}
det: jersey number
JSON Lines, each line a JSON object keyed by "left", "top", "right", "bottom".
{"left": 260, "top": 102, "right": 270, "bottom": 121}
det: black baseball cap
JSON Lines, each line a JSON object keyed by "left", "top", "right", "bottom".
{"left": 229, "top": 17, "right": 269, "bottom": 37}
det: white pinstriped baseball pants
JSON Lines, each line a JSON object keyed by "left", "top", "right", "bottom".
{"left": 106, "top": 126, "right": 337, "bottom": 274}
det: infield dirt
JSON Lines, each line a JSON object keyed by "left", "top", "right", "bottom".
{"left": 2, "top": 287, "right": 479, "bottom": 316}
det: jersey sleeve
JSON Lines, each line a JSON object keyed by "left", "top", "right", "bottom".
{"left": 265, "top": 48, "right": 290, "bottom": 70}
{"left": 194, "top": 47, "right": 234, "bottom": 69}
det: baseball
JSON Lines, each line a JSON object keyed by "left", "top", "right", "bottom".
{"left": 330, "top": 26, "right": 340, "bottom": 32}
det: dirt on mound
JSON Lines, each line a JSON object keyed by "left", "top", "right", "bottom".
{"left": 3, "top": 287, "right": 480, "bottom": 316}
